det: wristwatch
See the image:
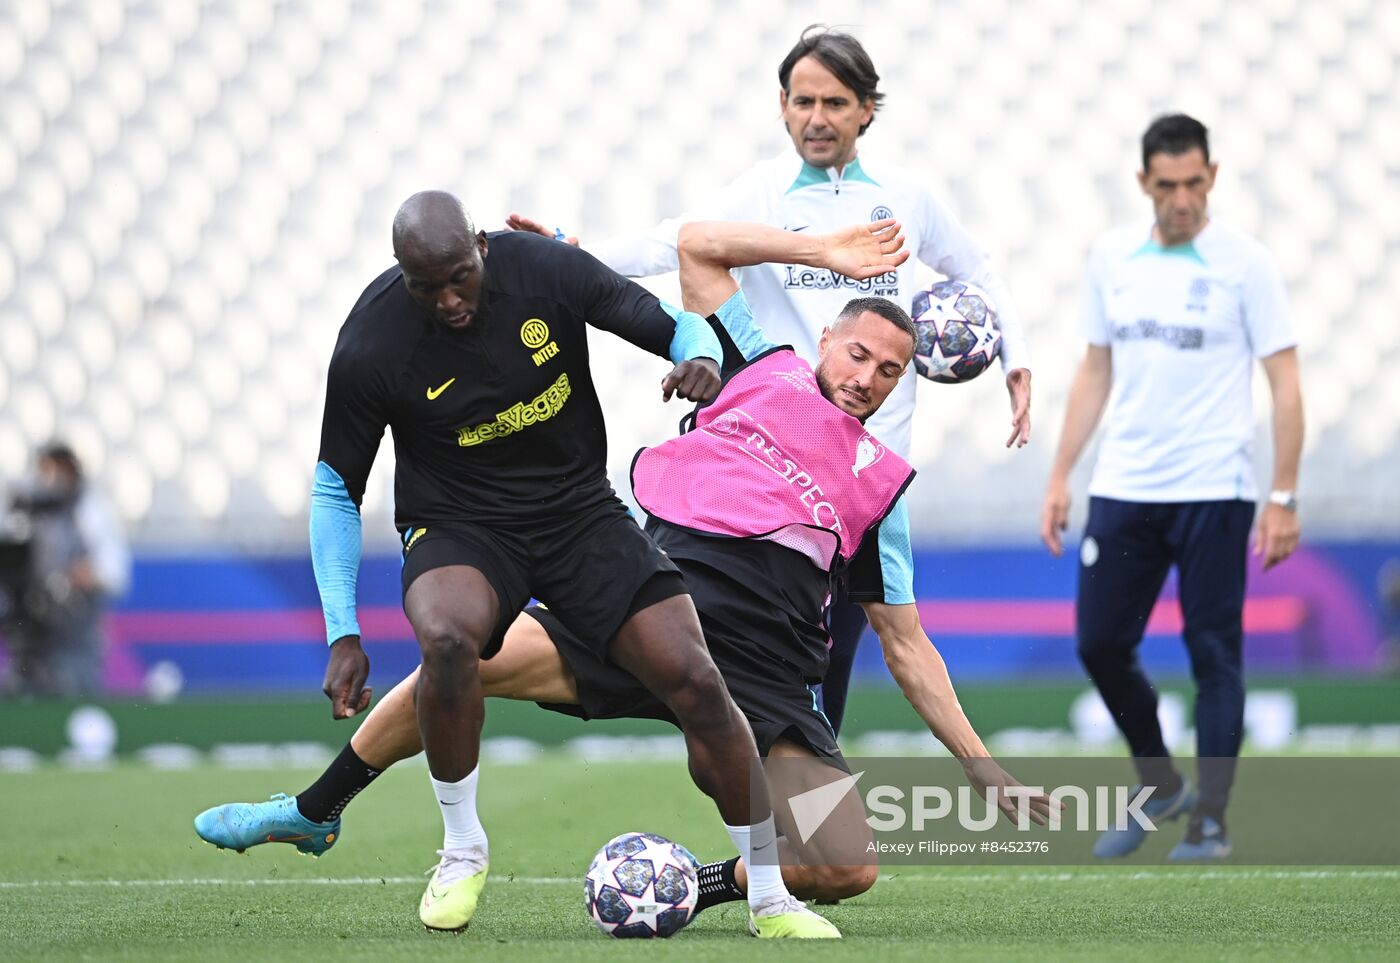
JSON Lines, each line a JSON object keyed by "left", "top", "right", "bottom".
{"left": 1268, "top": 490, "right": 1299, "bottom": 512}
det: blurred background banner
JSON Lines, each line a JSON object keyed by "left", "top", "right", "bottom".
{"left": 0, "top": 541, "right": 1386, "bottom": 696}
{"left": 0, "top": 0, "right": 1396, "bottom": 734}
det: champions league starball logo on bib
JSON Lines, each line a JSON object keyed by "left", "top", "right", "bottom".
{"left": 852, "top": 434, "right": 885, "bottom": 477}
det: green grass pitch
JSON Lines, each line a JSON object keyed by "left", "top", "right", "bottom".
{"left": 3, "top": 758, "right": 1397, "bottom": 961}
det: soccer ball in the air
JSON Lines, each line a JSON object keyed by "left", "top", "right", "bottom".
{"left": 910, "top": 280, "right": 1002, "bottom": 383}
{"left": 584, "top": 831, "right": 700, "bottom": 938}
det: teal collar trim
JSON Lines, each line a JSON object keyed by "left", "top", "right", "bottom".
{"left": 842, "top": 156, "right": 879, "bottom": 186}
{"left": 1131, "top": 238, "right": 1206, "bottom": 265}
{"left": 785, "top": 156, "right": 881, "bottom": 194}
{"left": 786, "top": 162, "right": 829, "bottom": 193}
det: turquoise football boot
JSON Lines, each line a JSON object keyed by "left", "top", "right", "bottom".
{"left": 194, "top": 793, "right": 340, "bottom": 857}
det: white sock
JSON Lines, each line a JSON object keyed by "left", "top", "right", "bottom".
{"left": 725, "top": 816, "right": 789, "bottom": 909}
{"left": 430, "top": 767, "right": 488, "bottom": 856}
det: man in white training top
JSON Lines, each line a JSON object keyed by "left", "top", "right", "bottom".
{"left": 1041, "top": 113, "right": 1304, "bottom": 861}
{"left": 511, "top": 24, "right": 1034, "bottom": 736}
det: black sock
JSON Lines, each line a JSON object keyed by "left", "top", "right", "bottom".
{"left": 693, "top": 857, "right": 745, "bottom": 914}
{"left": 1154, "top": 772, "right": 1184, "bottom": 801}
{"left": 295, "top": 743, "right": 382, "bottom": 824}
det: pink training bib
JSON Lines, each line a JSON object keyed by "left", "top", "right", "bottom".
{"left": 632, "top": 348, "right": 914, "bottom": 571}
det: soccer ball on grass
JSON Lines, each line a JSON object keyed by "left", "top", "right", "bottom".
{"left": 583, "top": 831, "right": 700, "bottom": 938}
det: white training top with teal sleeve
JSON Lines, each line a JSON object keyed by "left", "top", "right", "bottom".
{"left": 1080, "top": 219, "right": 1296, "bottom": 503}
{"left": 589, "top": 150, "right": 1031, "bottom": 462}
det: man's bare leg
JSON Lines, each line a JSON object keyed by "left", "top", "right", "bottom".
{"left": 698, "top": 737, "right": 878, "bottom": 911}
{"left": 350, "top": 614, "right": 576, "bottom": 768}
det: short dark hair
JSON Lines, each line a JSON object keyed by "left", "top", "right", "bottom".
{"left": 37, "top": 440, "right": 82, "bottom": 480}
{"left": 835, "top": 297, "right": 916, "bottom": 348}
{"left": 1141, "top": 113, "right": 1210, "bottom": 170}
{"left": 778, "top": 25, "right": 884, "bottom": 135}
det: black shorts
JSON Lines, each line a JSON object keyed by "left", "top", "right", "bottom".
{"left": 399, "top": 501, "right": 682, "bottom": 659}
{"left": 527, "top": 561, "right": 846, "bottom": 765}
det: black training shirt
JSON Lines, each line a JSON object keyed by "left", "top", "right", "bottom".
{"left": 317, "top": 231, "right": 686, "bottom": 529}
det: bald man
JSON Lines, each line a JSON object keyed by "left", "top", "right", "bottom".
{"left": 260, "top": 192, "right": 834, "bottom": 936}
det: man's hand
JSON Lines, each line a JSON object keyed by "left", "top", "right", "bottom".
{"left": 505, "top": 212, "right": 579, "bottom": 246}
{"left": 1254, "top": 502, "right": 1300, "bottom": 571}
{"left": 1040, "top": 476, "right": 1071, "bottom": 556}
{"left": 661, "top": 358, "right": 720, "bottom": 402}
{"left": 1006, "top": 368, "right": 1031, "bottom": 448}
{"left": 821, "top": 218, "right": 910, "bottom": 279}
{"left": 68, "top": 558, "right": 99, "bottom": 593}
{"left": 962, "top": 757, "right": 1063, "bottom": 827}
{"left": 323, "top": 635, "right": 372, "bottom": 719}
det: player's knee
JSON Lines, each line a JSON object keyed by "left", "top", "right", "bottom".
{"left": 1191, "top": 655, "right": 1242, "bottom": 690}
{"left": 662, "top": 662, "right": 732, "bottom": 727}
{"left": 415, "top": 618, "right": 487, "bottom": 669}
{"left": 809, "top": 863, "right": 878, "bottom": 899}
{"left": 843, "top": 862, "right": 879, "bottom": 897}
{"left": 1184, "top": 632, "right": 1243, "bottom": 680}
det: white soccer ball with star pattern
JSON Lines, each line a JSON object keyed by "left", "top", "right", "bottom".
{"left": 584, "top": 831, "right": 700, "bottom": 938}
{"left": 910, "top": 279, "right": 1002, "bottom": 383}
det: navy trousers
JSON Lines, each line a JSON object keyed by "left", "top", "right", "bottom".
{"left": 1076, "top": 496, "right": 1255, "bottom": 819}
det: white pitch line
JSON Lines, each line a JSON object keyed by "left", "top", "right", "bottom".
{"left": 0, "top": 877, "right": 428, "bottom": 889}
{"left": 872, "top": 869, "right": 1400, "bottom": 883}
{"left": 2, "top": 869, "right": 1396, "bottom": 890}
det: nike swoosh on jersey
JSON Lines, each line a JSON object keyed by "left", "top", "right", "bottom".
{"left": 426, "top": 378, "right": 457, "bottom": 400}
{"left": 785, "top": 225, "right": 810, "bottom": 232}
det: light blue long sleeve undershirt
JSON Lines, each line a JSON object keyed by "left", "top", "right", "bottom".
{"left": 309, "top": 460, "right": 362, "bottom": 646}
{"left": 711, "top": 288, "right": 778, "bottom": 361}
{"left": 664, "top": 302, "right": 723, "bottom": 365}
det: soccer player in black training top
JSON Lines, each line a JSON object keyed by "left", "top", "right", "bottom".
{"left": 251, "top": 191, "right": 834, "bottom": 937}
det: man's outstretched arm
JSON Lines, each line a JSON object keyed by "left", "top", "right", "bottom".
{"left": 864, "top": 600, "right": 1062, "bottom": 827}
{"left": 677, "top": 219, "right": 909, "bottom": 318}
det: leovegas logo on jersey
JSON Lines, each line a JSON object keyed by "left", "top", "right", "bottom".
{"left": 455, "top": 372, "right": 572, "bottom": 447}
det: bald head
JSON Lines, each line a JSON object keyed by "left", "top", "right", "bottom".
{"left": 393, "top": 191, "right": 489, "bottom": 330}
{"left": 392, "top": 190, "right": 478, "bottom": 263}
